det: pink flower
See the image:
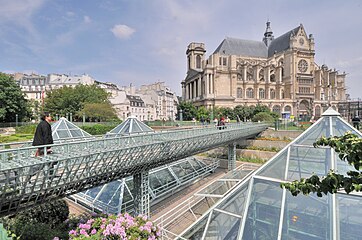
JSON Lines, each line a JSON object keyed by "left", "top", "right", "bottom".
{"left": 53, "top": 237, "right": 60, "bottom": 240}
{"left": 79, "top": 229, "right": 89, "bottom": 237}
{"left": 69, "top": 229, "right": 77, "bottom": 236}
{"left": 91, "top": 229, "right": 97, "bottom": 235}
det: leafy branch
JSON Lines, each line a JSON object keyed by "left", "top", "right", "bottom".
{"left": 281, "top": 133, "right": 362, "bottom": 196}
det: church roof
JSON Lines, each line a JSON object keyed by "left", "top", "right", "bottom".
{"left": 268, "top": 26, "right": 301, "bottom": 57}
{"left": 185, "top": 69, "right": 202, "bottom": 81}
{"left": 213, "top": 37, "right": 267, "bottom": 58}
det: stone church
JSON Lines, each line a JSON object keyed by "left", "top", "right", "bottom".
{"left": 181, "top": 21, "right": 347, "bottom": 119}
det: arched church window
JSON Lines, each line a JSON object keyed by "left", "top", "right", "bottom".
{"left": 196, "top": 55, "right": 201, "bottom": 69}
{"left": 237, "top": 88, "right": 243, "bottom": 98}
{"left": 270, "top": 69, "right": 276, "bottom": 82}
{"left": 259, "top": 69, "right": 264, "bottom": 81}
{"left": 259, "top": 88, "right": 265, "bottom": 99}
{"left": 272, "top": 105, "right": 281, "bottom": 114}
{"left": 246, "top": 88, "right": 254, "bottom": 98}
{"left": 270, "top": 89, "right": 276, "bottom": 99}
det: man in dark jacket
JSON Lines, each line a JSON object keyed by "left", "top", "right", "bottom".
{"left": 33, "top": 112, "right": 53, "bottom": 156}
{"left": 352, "top": 115, "right": 361, "bottom": 130}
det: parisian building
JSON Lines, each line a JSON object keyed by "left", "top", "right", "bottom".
{"left": 182, "top": 21, "right": 347, "bottom": 119}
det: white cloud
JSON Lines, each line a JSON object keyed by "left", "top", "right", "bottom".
{"left": 83, "top": 15, "right": 91, "bottom": 24}
{"left": 111, "top": 24, "right": 135, "bottom": 40}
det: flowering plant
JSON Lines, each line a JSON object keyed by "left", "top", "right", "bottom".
{"left": 69, "top": 213, "right": 161, "bottom": 240}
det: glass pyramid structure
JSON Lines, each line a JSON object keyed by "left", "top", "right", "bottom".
{"left": 106, "top": 116, "right": 154, "bottom": 136}
{"left": 51, "top": 117, "right": 92, "bottom": 141}
{"left": 69, "top": 157, "right": 219, "bottom": 215}
{"left": 180, "top": 108, "right": 362, "bottom": 240}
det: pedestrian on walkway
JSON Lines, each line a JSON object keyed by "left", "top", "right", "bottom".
{"left": 33, "top": 112, "right": 53, "bottom": 156}
{"left": 352, "top": 115, "right": 361, "bottom": 130}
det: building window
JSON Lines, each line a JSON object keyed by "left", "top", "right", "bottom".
{"left": 259, "top": 69, "right": 264, "bottom": 81}
{"left": 299, "top": 87, "right": 311, "bottom": 94}
{"left": 259, "top": 88, "right": 265, "bottom": 99}
{"left": 270, "top": 89, "right": 276, "bottom": 99}
{"left": 237, "top": 88, "right": 243, "bottom": 98}
{"left": 281, "top": 90, "right": 285, "bottom": 99}
{"left": 246, "top": 88, "right": 254, "bottom": 98}
{"left": 247, "top": 67, "right": 254, "bottom": 81}
{"left": 196, "top": 55, "right": 201, "bottom": 69}
{"left": 219, "top": 57, "right": 227, "bottom": 66}
{"left": 272, "top": 105, "right": 281, "bottom": 114}
{"left": 284, "top": 105, "right": 291, "bottom": 112}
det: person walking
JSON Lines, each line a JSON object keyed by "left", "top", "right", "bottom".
{"left": 352, "top": 115, "right": 361, "bottom": 130}
{"left": 32, "top": 112, "right": 56, "bottom": 178}
{"left": 33, "top": 112, "right": 53, "bottom": 156}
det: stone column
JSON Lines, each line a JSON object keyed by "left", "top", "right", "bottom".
{"left": 228, "top": 142, "right": 237, "bottom": 171}
{"left": 206, "top": 74, "right": 209, "bottom": 95}
{"left": 198, "top": 76, "right": 202, "bottom": 97}
{"left": 186, "top": 83, "right": 189, "bottom": 100}
{"left": 133, "top": 171, "right": 150, "bottom": 216}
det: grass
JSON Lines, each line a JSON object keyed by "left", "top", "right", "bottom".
{"left": 237, "top": 156, "right": 266, "bottom": 164}
{"left": 255, "top": 136, "right": 292, "bottom": 142}
{"left": 245, "top": 146, "right": 281, "bottom": 152}
{"left": 0, "top": 134, "right": 33, "bottom": 143}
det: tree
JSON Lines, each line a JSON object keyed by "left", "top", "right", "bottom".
{"left": 252, "top": 112, "right": 275, "bottom": 122}
{"left": 0, "top": 73, "right": 32, "bottom": 122}
{"left": 79, "top": 103, "right": 118, "bottom": 122}
{"left": 177, "top": 101, "right": 197, "bottom": 121}
{"left": 196, "top": 106, "right": 210, "bottom": 121}
{"left": 281, "top": 133, "right": 362, "bottom": 197}
{"left": 44, "top": 84, "right": 111, "bottom": 119}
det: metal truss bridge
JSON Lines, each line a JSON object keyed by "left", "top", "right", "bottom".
{"left": 0, "top": 123, "right": 267, "bottom": 217}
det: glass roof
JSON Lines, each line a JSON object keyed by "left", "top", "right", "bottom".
{"left": 69, "top": 157, "right": 219, "bottom": 215}
{"left": 51, "top": 117, "right": 92, "bottom": 141}
{"left": 180, "top": 108, "right": 362, "bottom": 240}
{"left": 106, "top": 116, "right": 154, "bottom": 136}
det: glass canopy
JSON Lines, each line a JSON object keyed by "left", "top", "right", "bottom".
{"left": 51, "top": 117, "right": 92, "bottom": 141}
{"left": 69, "top": 157, "right": 219, "bottom": 215}
{"left": 180, "top": 108, "right": 362, "bottom": 240}
{"left": 106, "top": 116, "right": 154, "bottom": 136}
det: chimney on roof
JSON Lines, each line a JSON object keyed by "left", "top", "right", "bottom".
{"left": 263, "top": 20, "right": 274, "bottom": 47}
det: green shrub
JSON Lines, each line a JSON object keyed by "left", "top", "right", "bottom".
{"left": 252, "top": 112, "right": 275, "bottom": 122}
{"left": 1, "top": 199, "right": 69, "bottom": 240}
{"left": 15, "top": 125, "right": 37, "bottom": 134}
{"left": 80, "top": 124, "right": 118, "bottom": 135}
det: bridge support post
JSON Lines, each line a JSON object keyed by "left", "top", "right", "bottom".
{"left": 133, "top": 170, "right": 150, "bottom": 217}
{"left": 228, "top": 142, "right": 236, "bottom": 171}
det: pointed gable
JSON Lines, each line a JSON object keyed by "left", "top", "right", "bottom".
{"left": 268, "top": 26, "right": 301, "bottom": 57}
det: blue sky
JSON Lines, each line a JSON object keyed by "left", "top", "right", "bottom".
{"left": 1, "top": 0, "right": 361, "bottom": 98}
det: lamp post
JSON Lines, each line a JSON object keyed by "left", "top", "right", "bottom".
{"left": 179, "top": 109, "right": 183, "bottom": 122}
{"left": 15, "top": 114, "right": 18, "bottom": 127}
{"left": 70, "top": 113, "right": 73, "bottom": 122}
{"left": 56, "top": 114, "right": 59, "bottom": 121}
{"left": 83, "top": 113, "right": 86, "bottom": 125}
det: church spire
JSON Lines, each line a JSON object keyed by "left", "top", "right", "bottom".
{"left": 263, "top": 20, "right": 274, "bottom": 47}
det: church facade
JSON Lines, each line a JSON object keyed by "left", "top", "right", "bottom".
{"left": 181, "top": 22, "right": 347, "bottom": 119}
